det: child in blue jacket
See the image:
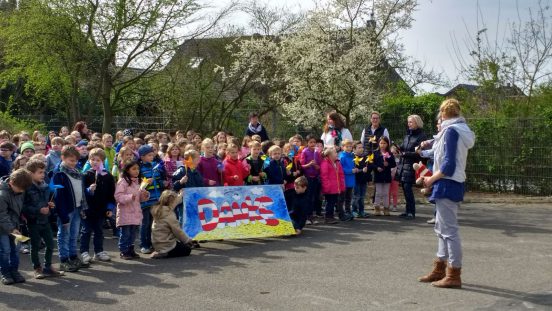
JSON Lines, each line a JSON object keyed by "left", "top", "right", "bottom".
{"left": 338, "top": 139, "right": 357, "bottom": 219}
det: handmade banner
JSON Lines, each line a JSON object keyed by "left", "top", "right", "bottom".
{"left": 182, "top": 185, "right": 296, "bottom": 240}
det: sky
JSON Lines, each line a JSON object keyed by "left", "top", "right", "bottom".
{"left": 211, "top": 0, "right": 548, "bottom": 93}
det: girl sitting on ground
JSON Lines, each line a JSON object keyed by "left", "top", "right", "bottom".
{"left": 151, "top": 190, "right": 193, "bottom": 259}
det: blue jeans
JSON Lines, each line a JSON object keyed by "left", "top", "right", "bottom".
{"left": 306, "top": 177, "right": 321, "bottom": 216}
{"left": 57, "top": 209, "right": 82, "bottom": 261}
{"left": 140, "top": 208, "right": 153, "bottom": 249}
{"left": 80, "top": 217, "right": 104, "bottom": 254}
{"left": 119, "top": 225, "right": 139, "bottom": 254}
{"left": 402, "top": 182, "right": 416, "bottom": 215}
{"left": 352, "top": 183, "right": 367, "bottom": 213}
{"left": 0, "top": 234, "right": 18, "bottom": 276}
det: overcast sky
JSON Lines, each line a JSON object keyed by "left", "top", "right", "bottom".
{"left": 212, "top": 0, "right": 548, "bottom": 93}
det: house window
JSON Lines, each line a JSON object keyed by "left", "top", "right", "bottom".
{"left": 189, "top": 57, "right": 204, "bottom": 69}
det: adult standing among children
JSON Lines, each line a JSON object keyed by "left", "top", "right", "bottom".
{"left": 395, "top": 114, "right": 426, "bottom": 220}
{"left": 321, "top": 112, "right": 353, "bottom": 151}
{"left": 360, "top": 111, "right": 390, "bottom": 155}
{"left": 418, "top": 99, "right": 475, "bottom": 288}
{"left": 73, "top": 121, "right": 90, "bottom": 142}
{"left": 245, "top": 112, "right": 269, "bottom": 142}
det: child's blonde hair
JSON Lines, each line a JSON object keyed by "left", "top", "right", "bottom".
{"left": 249, "top": 141, "right": 261, "bottom": 149}
{"left": 89, "top": 147, "right": 106, "bottom": 161}
{"left": 251, "top": 135, "right": 262, "bottom": 143}
{"left": 268, "top": 145, "right": 281, "bottom": 156}
{"left": 242, "top": 135, "right": 251, "bottom": 147}
{"left": 322, "top": 146, "right": 336, "bottom": 158}
{"left": 201, "top": 138, "right": 214, "bottom": 148}
{"left": 341, "top": 139, "right": 353, "bottom": 147}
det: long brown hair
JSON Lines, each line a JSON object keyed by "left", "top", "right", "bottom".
{"left": 323, "top": 112, "right": 345, "bottom": 132}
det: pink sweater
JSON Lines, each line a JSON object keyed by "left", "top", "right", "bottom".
{"left": 115, "top": 178, "right": 143, "bottom": 227}
{"left": 320, "top": 158, "right": 346, "bottom": 195}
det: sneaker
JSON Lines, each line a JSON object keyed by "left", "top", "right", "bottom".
{"left": 34, "top": 267, "right": 46, "bottom": 279}
{"left": 358, "top": 211, "right": 370, "bottom": 218}
{"left": 120, "top": 252, "right": 133, "bottom": 260}
{"left": 130, "top": 248, "right": 141, "bottom": 258}
{"left": 339, "top": 213, "right": 354, "bottom": 221}
{"left": 60, "top": 261, "right": 78, "bottom": 273}
{"left": 352, "top": 211, "right": 359, "bottom": 218}
{"left": 190, "top": 241, "right": 201, "bottom": 249}
{"left": 405, "top": 213, "right": 415, "bottom": 220}
{"left": 93, "top": 251, "right": 111, "bottom": 262}
{"left": 73, "top": 258, "right": 89, "bottom": 269}
{"left": 42, "top": 266, "right": 64, "bottom": 277}
{"left": 426, "top": 217, "right": 436, "bottom": 224}
{"left": 1, "top": 274, "right": 14, "bottom": 285}
{"left": 324, "top": 217, "right": 338, "bottom": 224}
{"left": 81, "top": 252, "right": 92, "bottom": 265}
{"left": 398, "top": 213, "right": 408, "bottom": 218}
{"left": 140, "top": 247, "right": 153, "bottom": 254}
{"left": 391, "top": 206, "right": 398, "bottom": 212}
{"left": 150, "top": 251, "right": 167, "bottom": 259}
{"left": 11, "top": 271, "right": 25, "bottom": 283}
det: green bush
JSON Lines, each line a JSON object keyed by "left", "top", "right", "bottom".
{"left": 0, "top": 111, "right": 45, "bottom": 134}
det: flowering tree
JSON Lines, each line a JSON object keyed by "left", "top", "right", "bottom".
{"left": 231, "top": 0, "right": 417, "bottom": 129}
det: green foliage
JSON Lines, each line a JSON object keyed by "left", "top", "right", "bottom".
{"left": 0, "top": 111, "right": 45, "bottom": 133}
{"left": 379, "top": 93, "right": 443, "bottom": 138}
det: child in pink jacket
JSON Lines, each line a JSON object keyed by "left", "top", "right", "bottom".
{"left": 115, "top": 160, "right": 150, "bottom": 260}
{"left": 320, "top": 146, "right": 351, "bottom": 223}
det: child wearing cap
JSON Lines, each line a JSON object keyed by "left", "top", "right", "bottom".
{"left": 20, "top": 141, "right": 35, "bottom": 158}
{"left": 138, "top": 144, "right": 166, "bottom": 254}
{"left": 75, "top": 140, "right": 89, "bottom": 172}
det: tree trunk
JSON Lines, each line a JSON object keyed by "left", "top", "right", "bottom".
{"left": 100, "top": 69, "right": 113, "bottom": 134}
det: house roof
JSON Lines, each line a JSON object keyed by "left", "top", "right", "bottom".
{"left": 169, "top": 35, "right": 414, "bottom": 95}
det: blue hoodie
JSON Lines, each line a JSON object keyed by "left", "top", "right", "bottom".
{"left": 338, "top": 151, "right": 356, "bottom": 188}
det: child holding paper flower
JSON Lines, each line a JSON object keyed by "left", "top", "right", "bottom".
{"left": 23, "top": 160, "right": 64, "bottom": 279}
{"left": 0, "top": 169, "right": 33, "bottom": 285}
{"left": 115, "top": 161, "right": 150, "bottom": 260}
{"left": 370, "top": 137, "right": 396, "bottom": 216}
{"left": 81, "top": 148, "right": 116, "bottom": 264}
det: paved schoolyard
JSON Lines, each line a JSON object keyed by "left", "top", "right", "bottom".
{"left": 1, "top": 202, "right": 551, "bottom": 311}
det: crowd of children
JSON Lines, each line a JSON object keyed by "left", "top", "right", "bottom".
{"left": 0, "top": 119, "right": 408, "bottom": 285}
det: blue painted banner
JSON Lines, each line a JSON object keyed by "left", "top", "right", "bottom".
{"left": 182, "top": 185, "right": 296, "bottom": 240}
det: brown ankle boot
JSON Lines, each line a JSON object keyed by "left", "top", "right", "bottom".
{"left": 418, "top": 259, "right": 446, "bottom": 283}
{"left": 432, "top": 266, "right": 462, "bottom": 288}
{"left": 383, "top": 208, "right": 390, "bottom": 216}
{"left": 374, "top": 206, "right": 382, "bottom": 216}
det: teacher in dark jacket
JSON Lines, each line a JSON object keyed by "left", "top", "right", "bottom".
{"left": 396, "top": 114, "right": 426, "bottom": 219}
{"left": 245, "top": 112, "right": 269, "bottom": 142}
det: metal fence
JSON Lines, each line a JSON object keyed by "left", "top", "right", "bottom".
{"left": 13, "top": 114, "right": 552, "bottom": 196}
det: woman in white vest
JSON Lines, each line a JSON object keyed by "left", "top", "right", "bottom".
{"left": 417, "top": 99, "right": 475, "bottom": 289}
{"left": 320, "top": 112, "right": 352, "bottom": 151}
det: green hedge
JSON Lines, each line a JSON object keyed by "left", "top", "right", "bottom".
{"left": 0, "top": 111, "right": 45, "bottom": 134}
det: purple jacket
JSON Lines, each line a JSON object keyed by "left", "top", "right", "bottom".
{"left": 197, "top": 156, "right": 222, "bottom": 186}
{"left": 300, "top": 147, "right": 322, "bottom": 178}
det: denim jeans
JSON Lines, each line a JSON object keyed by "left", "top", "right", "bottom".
{"left": 352, "top": 183, "right": 367, "bottom": 213}
{"left": 0, "top": 234, "right": 18, "bottom": 276}
{"left": 402, "top": 182, "right": 416, "bottom": 215}
{"left": 57, "top": 209, "right": 82, "bottom": 261}
{"left": 140, "top": 208, "right": 153, "bottom": 249}
{"left": 306, "top": 177, "right": 322, "bottom": 216}
{"left": 119, "top": 225, "right": 139, "bottom": 254}
{"left": 80, "top": 217, "right": 105, "bottom": 254}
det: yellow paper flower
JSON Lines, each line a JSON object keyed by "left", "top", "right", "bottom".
{"left": 140, "top": 177, "right": 150, "bottom": 190}
{"left": 354, "top": 156, "right": 363, "bottom": 166}
{"left": 367, "top": 153, "right": 374, "bottom": 163}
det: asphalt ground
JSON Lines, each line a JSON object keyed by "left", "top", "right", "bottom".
{"left": 1, "top": 202, "right": 551, "bottom": 311}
